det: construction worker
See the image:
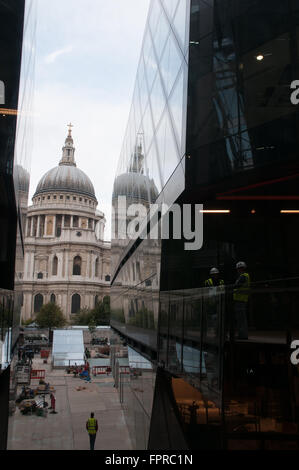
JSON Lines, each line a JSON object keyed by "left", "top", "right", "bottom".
{"left": 233, "top": 261, "right": 251, "bottom": 339}
{"left": 204, "top": 268, "right": 225, "bottom": 287}
{"left": 86, "top": 412, "right": 98, "bottom": 450}
{"left": 204, "top": 268, "right": 224, "bottom": 337}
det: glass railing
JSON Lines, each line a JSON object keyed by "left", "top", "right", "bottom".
{"left": 157, "top": 277, "right": 299, "bottom": 449}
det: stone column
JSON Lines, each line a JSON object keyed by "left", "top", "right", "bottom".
{"left": 30, "top": 217, "right": 34, "bottom": 237}
{"left": 36, "top": 216, "right": 41, "bottom": 238}
{"left": 53, "top": 215, "right": 57, "bottom": 237}
{"left": 58, "top": 252, "right": 63, "bottom": 278}
{"left": 65, "top": 251, "right": 69, "bottom": 279}
{"left": 88, "top": 252, "right": 92, "bottom": 279}
{"left": 23, "top": 252, "right": 29, "bottom": 279}
{"left": 25, "top": 218, "right": 29, "bottom": 239}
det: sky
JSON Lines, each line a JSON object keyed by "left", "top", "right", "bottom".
{"left": 28, "top": 0, "right": 150, "bottom": 240}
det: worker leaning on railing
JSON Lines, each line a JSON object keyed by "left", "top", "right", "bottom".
{"left": 204, "top": 267, "right": 225, "bottom": 335}
{"left": 233, "top": 261, "right": 251, "bottom": 340}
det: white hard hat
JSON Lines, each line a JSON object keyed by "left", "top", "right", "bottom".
{"left": 210, "top": 267, "right": 219, "bottom": 274}
{"left": 236, "top": 261, "right": 247, "bottom": 269}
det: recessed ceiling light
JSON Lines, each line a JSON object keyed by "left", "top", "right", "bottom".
{"left": 256, "top": 54, "right": 264, "bottom": 61}
{"left": 200, "top": 210, "right": 230, "bottom": 214}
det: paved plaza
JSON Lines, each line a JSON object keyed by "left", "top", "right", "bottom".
{"left": 7, "top": 355, "right": 132, "bottom": 450}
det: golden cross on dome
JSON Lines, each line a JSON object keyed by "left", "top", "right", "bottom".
{"left": 68, "top": 122, "right": 74, "bottom": 135}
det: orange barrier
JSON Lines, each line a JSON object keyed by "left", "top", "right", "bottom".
{"left": 31, "top": 369, "right": 46, "bottom": 380}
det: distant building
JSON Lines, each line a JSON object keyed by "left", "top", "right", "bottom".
{"left": 21, "top": 126, "right": 111, "bottom": 321}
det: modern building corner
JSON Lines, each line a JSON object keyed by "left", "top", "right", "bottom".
{"left": 111, "top": 0, "right": 299, "bottom": 450}
{"left": 0, "top": 0, "right": 36, "bottom": 450}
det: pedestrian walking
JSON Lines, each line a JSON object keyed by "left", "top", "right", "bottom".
{"left": 49, "top": 393, "right": 57, "bottom": 414}
{"left": 86, "top": 412, "right": 98, "bottom": 450}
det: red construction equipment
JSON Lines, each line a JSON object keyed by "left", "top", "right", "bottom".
{"left": 30, "top": 369, "right": 46, "bottom": 380}
{"left": 40, "top": 350, "right": 50, "bottom": 359}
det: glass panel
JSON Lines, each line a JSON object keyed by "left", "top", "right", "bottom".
{"left": 160, "top": 33, "right": 182, "bottom": 97}
{"left": 142, "top": 27, "right": 152, "bottom": 66}
{"left": 150, "top": 73, "right": 166, "bottom": 128}
{"left": 149, "top": 0, "right": 162, "bottom": 37}
{"left": 138, "top": 56, "right": 148, "bottom": 117}
{"left": 168, "top": 68, "right": 184, "bottom": 151}
{"left": 162, "top": 0, "right": 179, "bottom": 20}
{"left": 152, "top": 8, "right": 170, "bottom": 60}
{"left": 156, "top": 110, "right": 180, "bottom": 185}
{"left": 142, "top": 103, "right": 154, "bottom": 153}
{"left": 133, "top": 85, "right": 142, "bottom": 133}
{"left": 147, "top": 141, "right": 162, "bottom": 196}
{"left": 172, "top": 0, "right": 188, "bottom": 49}
{"left": 145, "top": 46, "right": 158, "bottom": 92}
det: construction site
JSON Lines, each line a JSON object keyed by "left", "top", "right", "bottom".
{"left": 7, "top": 327, "right": 133, "bottom": 450}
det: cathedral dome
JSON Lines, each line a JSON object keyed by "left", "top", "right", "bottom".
{"left": 34, "top": 165, "right": 96, "bottom": 199}
{"left": 112, "top": 172, "right": 158, "bottom": 203}
{"left": 33, "top": 125, "right": 96, "bottom": 200}
{"left": 14, "top": 164, "right": 30, "bottom": 193}
{"left": 112, "top": 143, "right": 159, "bottom": 203}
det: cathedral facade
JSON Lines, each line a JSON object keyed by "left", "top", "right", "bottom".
{"left": 20, "top": 126, "right": 111, "bottom": 321}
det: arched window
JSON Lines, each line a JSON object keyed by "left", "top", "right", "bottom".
{"left": 71, "top": 294, "right": 81, "bottom": 314}
{"left": 50, "top": 294, "right": 56, "bottom": 303}
{"left": 95, "top": 295, "right": 99, "bottom": 307}
{"left": 52, "top": 256, "right": 58, "bottom": 276}
{"left": 105, "top": 275, "right": 111, "bottom": 282}
{"left": 37, "top": 272, "right": 43, "bottom": 279}
{"left": 73, "top": 256, "right": 82, "bottom": 275}
{"left": 34, "top": 294, "right": 43, "bottom": 313}
{"left": 95, "top": 258, "right": 99, "bottom": 277}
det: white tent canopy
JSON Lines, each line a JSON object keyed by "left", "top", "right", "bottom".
{"left": 52, "top": 330, "right": 84, "bottom": 367}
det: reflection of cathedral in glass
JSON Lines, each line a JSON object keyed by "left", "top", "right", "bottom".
{"left": 113, "top": 142, "right": 159, "bottom": 207}
{"left": 111, "top": 0, "right": 299, "bottom": 451}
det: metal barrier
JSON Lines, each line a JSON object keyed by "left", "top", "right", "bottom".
{"left": 92, "top": 366, "right": 111, "bottom": 375}
{"left": 30, "top": 369, "right": 46, "bottom": 380}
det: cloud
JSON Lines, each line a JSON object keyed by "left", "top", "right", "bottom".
{"left": 44, "top": 45, "right": 73, "bottom": 64}
{"left": 28, "top": 0, "right": 151, "bottom": 240}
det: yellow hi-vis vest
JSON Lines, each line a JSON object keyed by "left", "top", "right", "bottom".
{"left": 233, "top": 272, "right": 250, "bottom": 302}
{"left": 87, "top": 418, "right": 97, "bottom": 435}
{"left": 204, "top": 278, "right": 224, "bottom": 287}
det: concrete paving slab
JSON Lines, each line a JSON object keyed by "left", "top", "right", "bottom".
{"left": 7, "top": 353, "right": 132, "bottom": 450}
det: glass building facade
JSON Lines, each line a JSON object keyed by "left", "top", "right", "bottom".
{"left": 111, "top": 0, "right": 299, "bottom": 450}
{"left": 0, "top": 0, "right": 36, "bottom": 449}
